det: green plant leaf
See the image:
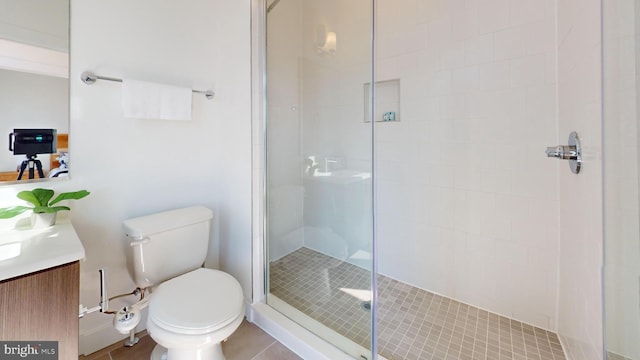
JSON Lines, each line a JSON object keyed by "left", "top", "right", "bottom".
{"left": 49, "top": 190, "right": 90, "bottom": 206}
{"left": 0, "top": 206, "right": 32, "bottom": 219}
{"left": 16, "top": 190, "right": 42, "bottom": 207}
{"left": 33, "top": 206, "right": 70, "bottom": 214}
{"left": 33, "top": 188, "right": 55, "bottom": 207}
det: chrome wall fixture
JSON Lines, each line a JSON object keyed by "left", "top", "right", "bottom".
{"left": 546, "top": 131, "right": 582, "bottom": 174}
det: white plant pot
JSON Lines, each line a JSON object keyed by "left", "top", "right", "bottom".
{"left": 31, "top": 212, "right": 57, "bottom": 229}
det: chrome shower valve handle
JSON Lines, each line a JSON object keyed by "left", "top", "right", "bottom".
{"left": 546, "top": 145, "right": 578, "bottom": 160}
{"left": 546, "top": 132, "right": 582, "bottom": 174}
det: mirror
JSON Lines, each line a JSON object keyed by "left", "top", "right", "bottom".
{"left": 0, "top": 0, "right": 69, "bottom": 183}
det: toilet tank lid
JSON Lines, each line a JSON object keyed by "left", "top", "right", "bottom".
{"left": 123, "top": 206, "right": 213, "bottom": 238}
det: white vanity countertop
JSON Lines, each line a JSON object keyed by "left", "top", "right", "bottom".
{"left": 0, "top": 218, "right": 85, "bottom": 281}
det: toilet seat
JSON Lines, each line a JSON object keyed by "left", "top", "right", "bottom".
{"left": 149, "top": 268, "right": 244, "bottom": 335}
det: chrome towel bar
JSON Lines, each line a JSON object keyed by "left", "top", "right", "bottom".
{"left": 80, "top": 71, "right": 215, "bottom": 100}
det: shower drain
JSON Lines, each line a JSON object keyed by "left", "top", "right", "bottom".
{"left": 361, "top": 301, "right": 371, "bottom": 311}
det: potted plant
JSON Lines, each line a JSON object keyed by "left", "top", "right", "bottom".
{"left": 0, "top": 188, "right": 90, "bottom": 228}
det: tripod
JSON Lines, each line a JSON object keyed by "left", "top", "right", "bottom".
{"left": 17, "top": 154, "right": 44, "bottom": 180}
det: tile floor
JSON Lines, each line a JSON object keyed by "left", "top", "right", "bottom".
{"left": 270, "top": 247, "right": 567, "bottom": 360}
{"left": 78, "top": 320, "right": 301, "bottom": 360}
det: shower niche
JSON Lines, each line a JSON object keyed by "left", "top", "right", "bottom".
{"left": 364, "top": 79, "right": 400, "bottom": 123}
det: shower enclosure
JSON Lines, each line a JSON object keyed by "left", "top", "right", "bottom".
{"left": 257, "top": 0, "right": 609, "bottom": 359}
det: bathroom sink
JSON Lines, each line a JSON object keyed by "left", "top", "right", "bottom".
{"left": 0, "top": 219, "right": 85, "bottom": 281}
{"left": 0, "top": 241, "right": 21, "bottom": 261}
{"left": 306, "top": 169, "right": 371, "bottom": 184}
{"left": 0, "top": 226, "right": 56, "bottom": 261}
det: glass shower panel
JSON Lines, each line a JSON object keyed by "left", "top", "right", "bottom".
{"left": 603, "top": 0, "right": 640, "bottom": 359}
{"left": 264, "top": 0, "right": 374, "bottom": 358}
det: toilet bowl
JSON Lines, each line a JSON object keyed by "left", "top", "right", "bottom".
{"left": 123, "top": 206, "right": 245, "bottom": 360}
{"left": 147, "top": 268, "right": 244, "bottom": 360}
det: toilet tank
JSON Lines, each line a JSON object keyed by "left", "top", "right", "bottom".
{"left": 124, "top": 206, "right": 214, "bottom": 289}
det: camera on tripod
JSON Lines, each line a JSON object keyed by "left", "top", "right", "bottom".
{"left": 9, "top": 129, "right": 57, "bottom": 180}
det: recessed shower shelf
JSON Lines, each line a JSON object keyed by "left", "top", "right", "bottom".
{"left": 364, "top": 79, "right": 400, "bottom": 123}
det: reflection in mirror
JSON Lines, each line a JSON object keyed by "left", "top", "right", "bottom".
{"left": 0, "top": 0, "right": 69, "bottom": 183}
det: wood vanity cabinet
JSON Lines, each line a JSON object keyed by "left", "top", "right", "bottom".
{"left": 0, "top": 171, "right": 25, "bottom": 182}
{"left": 0, "top": 261, "right": 79, "bottom": 359}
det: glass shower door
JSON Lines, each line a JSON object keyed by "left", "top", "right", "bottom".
{"left": 264, "top": 0, "right": 374, "bottom": 358}
{"left": 603, "top": 0, "right": 640, "bottom": 358}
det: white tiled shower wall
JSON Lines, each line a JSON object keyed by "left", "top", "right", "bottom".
{"left": 373, "top": 0, "right": 559, "bottom": 330}
{"left": 556, "top": 0, "right": 604, "bottom": 358}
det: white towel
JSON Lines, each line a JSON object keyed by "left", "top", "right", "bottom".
{"left": 121, "top": 79, "right": 192, "bottom": 120}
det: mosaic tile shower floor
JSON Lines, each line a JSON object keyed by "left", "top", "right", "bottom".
{"left": 270, "top": 247, "right": 566, "bottom": 360}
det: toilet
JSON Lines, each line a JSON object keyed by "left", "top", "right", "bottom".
{"left": 124, "top": 206, "right": 244, "bottom": 360}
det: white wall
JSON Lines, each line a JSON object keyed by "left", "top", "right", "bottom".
{"left": 372, "top": 0, "right": 559, "bottom": 330}
{"left": 0, "top": 0, "right": 252, "bottom": 355}
{"left": 0, "top": 0, "right": 68, "bottom": 51}
{"left": 0, "top": 69, "right": 68, "bottom": 173}
{"left": 556, "top": 0, "right": 604, "bottom": 358}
